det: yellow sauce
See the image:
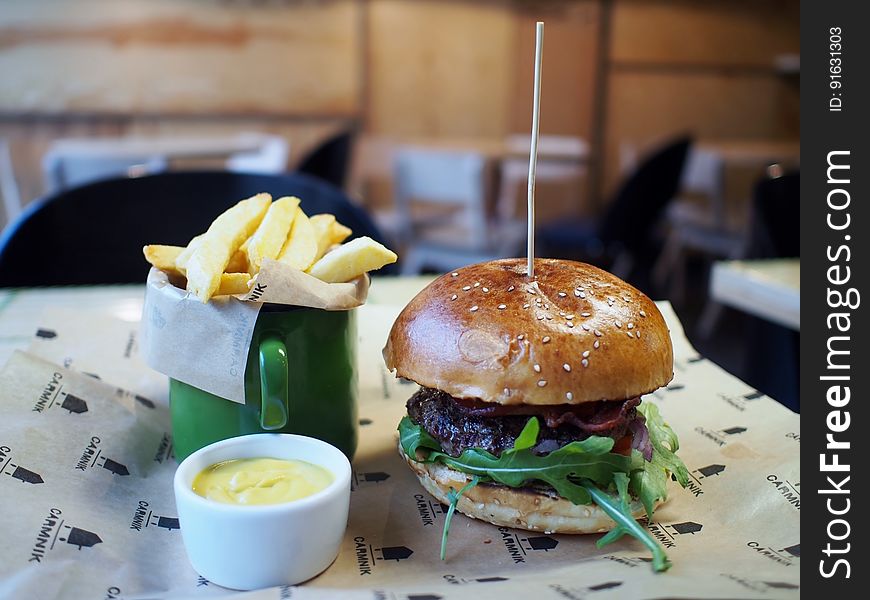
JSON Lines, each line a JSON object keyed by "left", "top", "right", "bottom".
{"left": 192, "top": 458, "right": 333, "bottom": 506}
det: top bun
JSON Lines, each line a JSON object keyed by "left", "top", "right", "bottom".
{"left": 383, "top": 259, "right": 673, "bottom": 405}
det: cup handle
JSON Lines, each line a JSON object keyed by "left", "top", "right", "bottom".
{"left": 258, "top": 336, "right": 289, "bottom": 430}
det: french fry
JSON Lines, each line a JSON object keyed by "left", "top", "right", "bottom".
{"left": 330, "top": 221, "right": 352, "bottom": 245}
{"left": 245, "top": 196, "right": 301, "bottom": 273}
{"left": 186, "top": 193, "right": 272, "bottom": 302}
{"left": 307, "top": 236, "right": 397, "bottom": 283}
{"left": 277, "top": 209, "right": 317, "bottom": 271}
{"left": 215, "top": 272, "right": 253, "bottom": 296}
{"left": 226, "top": 250, "right": 248, "bottom": 274}
{"left": 175, "top": 235, "right": 203, "bottom": 272}
{"left": 309, "top": 214, "right": 337, "bottom": 263}
{"left": 143, "top": 245, "right": 184, "bottom": 275}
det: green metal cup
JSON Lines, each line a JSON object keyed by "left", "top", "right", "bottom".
{"left": 169, "top": 305, "right": 358, "bottom": 462}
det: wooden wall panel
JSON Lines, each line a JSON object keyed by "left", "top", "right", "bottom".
{"left": 603, "top": 71, "right": 799, "bottom": 193}
{"left": 510, "top": 1, "right": 600, "bottom": 138}
{"left": 611, "top": 0, "right": 799, "bottom": 67}
{"left": 0, "top": 0, "right": 361, "bottom": 116}
{"left": 367, "top": 0, "right": 515, "bottom": 138}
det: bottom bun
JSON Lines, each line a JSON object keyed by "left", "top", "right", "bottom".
{"left": 402, "top": 447, "right": 660, "bottom": 534}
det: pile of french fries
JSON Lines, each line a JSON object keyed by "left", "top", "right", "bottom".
{"left": 143, "top": 193, "right": 397, "bottom": 302}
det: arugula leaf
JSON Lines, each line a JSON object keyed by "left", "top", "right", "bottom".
{"left": 583, "top": 478, "right": 672, "bottom": 572}
{"left": 399, "top": 416, "right": 638, "bottom": 505}
{"left": 631, "top": 402, "right": 690, "bottom": 518}
{"left": 441, "top": 477, "right": 480, "bottom": 560}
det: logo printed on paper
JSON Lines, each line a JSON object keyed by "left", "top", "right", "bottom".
{"left": 720, "top": 573, "right": 799, "bottom": 593}
{"left": 745, "top": 540, "right": 798, "bottom": 566}
{"left": 443, "top": 574, "right": 509, "bottom": 585}
{"left": 28, "top": 508, "right": 102, "bottom": 563}
{"left": 717, "top": 390, "right": 764, "bottom": 412}
{"left": 351, "top": 470, "right": 391, "bottom": 490}
{"left": 1, "top": 445, "right": 44, "bottom": 485}
{"left": 766, "top": 474, "right": 800, "bottom": 510}
{"left": 694, "top": 425, "right": 746, "bottom": 446}
{"left": 645, "top": 520, "right": 702, "bottom": 549}
{"left": 682, "top": 464, "right": 727, "bottom": 497}
{"left": 129, "top": 500, "right": 180, "bottom": 532}
{"left": 601, "top": 554, "right": 653, "bottom": 568}
{"left": 153, "top": 433, "right": 173, "bottom": 463}
{"left": 496, "top": 528, "right": 559, "bottom": 563}
{"left": 75, "top": 436, "right": 130, "bottom": 476}
{"left": 35, "top": 328, "right": 58, "bottom": 339}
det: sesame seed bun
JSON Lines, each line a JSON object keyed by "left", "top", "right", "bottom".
{"left": 383, "top": 258, "right": 673, "bottom": 405}
{"left": 401, "top": 445, "right": 657, "bottom": 533}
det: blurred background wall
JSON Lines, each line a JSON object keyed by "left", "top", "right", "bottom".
{"left": 0, "top": 0, "right": 799, "bottom": 226}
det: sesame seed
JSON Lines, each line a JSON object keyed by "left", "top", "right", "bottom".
{"left": 451, "top": 272, "right": 458, "bottom": 277}
{"left": 544, "top": 304, "right": 550, "bottom": 309}
{"left": 593, "top": 340, "right": 600, "bottom": 349}
{"left": 518, "top": 334, "right": 525, "bottom": 340}
{"left": 504, "top": 388, "right": 510, "bottom": 395}
{"left": 566, "top": 321, "right": 574, "bottom": 328}
{"left": 636, "top": 331, "right": 641, "bottom": 338}
{"left": 581, "top": 359, "right": 589, "bottom": 368}
{"left": 498, "top": 304, "right": 506, "bottom": 310}
{"left": 574, "top": 290, "right": 581, "bottom": 297}
{"left": 582, "top": 350, "right": 590, "bottom": 358}
{"left": 623, "top": 296, "right": 630, "bottom": 302}
{"left": 474, "top": 282, "right": 480, "bottom": 288}
{"left": 462, "top": 285, "right": 471, "bottom": 291}
{"left": 579, "top": 292, "right": 586, "bottom": 299}
{"left": 528, "top": 287, "right": 537, "bottom": 295}
{"left": 566, "top": 314, "right": 574, "bottom": 319}
{"left": 523, "top": 303, "right": 530, "bottom": 309}
{"left": 626, "top": 331, "right": 634, "bottom": 338}
{"left": 639, "top": 310, "right": 647, "bottom": 318}
{"left": 566, "top": 392, "right": 574, "bottom": 401}
{"left": 581, "top": 323, "right": 590, "bottom": 331}
{"left": 563, "top": 363, "right": 571, "bottom": 372}
{"left": 508, "top": 285, "right": 515, "bottom": 292}
{"left": 546, "top": 316, "right": 553, "bottom": 320}
{"left": 451, "top": 294, "right": 458, "bottom": 301}
{"left": 470, "top": 305, "right": 479, "bottom": 312}
{"left": 581, "top": 312, "right": 591, "bottom": 317}
{"left": 533, "top": 364, "right": 541, "bottom": 373}
{"left": 542, "top": 336, "right": 551, "bottom": 343}
{"left": 558, "top": 292, "right": 567, "bottom": 297}
{"left": 594, "top": 330, "right": 603, "bottom": 337}
{"left": 537, "top": 380, "right": 547, "bottom": 387}
{"left": 628, "top": 322, "right": 635, "bottom": 329}
{"left": 538, "top": 315, "right": 545, "bottom": 320}
{"left": 483, "top": 287, "right": 489, "bottom": 293}
{"left": 615, "top": 320, "right": 622, "bottom": 328}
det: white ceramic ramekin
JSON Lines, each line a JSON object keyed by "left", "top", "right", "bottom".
{"left": 173, "top": 434, "right": 351, "bottom": 590}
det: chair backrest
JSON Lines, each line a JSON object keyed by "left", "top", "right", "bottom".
{"left": 599, "top": 136, "right": 692, "bottom": 253}
{"left": 745, "top": 171, "right": 799, "bottom": 259}
{"left": 42, "top": 134, "right": 290, "bottom": 194}
{"left": 296, "top": 130, "right": 355, "bottom": 190}
{"left": 0, "top": 171, "right": 389, "bottom": 287}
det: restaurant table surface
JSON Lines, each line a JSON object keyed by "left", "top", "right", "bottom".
{"left": 0, "top": 276, "right": 800, "bottom": 600}
{"left": 710, "top": 259, "right": 800, "bottom": 331}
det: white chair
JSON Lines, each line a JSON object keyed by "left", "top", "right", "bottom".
{"left": 497, "top": 135, "right": 588, "bottom": 221}
{"left": 42, "top": 133, "right": 290, "bottom": 194}
{"left": 393, "top": 148, "right": 525, "bottom": 275}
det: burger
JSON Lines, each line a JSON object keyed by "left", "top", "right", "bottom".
{"left": 383, "top": 259, "right": 688, "bottom": 570}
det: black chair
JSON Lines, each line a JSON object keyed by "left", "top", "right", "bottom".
{"left": 296, "top": 130, "right": 355, "bottom": 190}
{"left": 538, "top": 135, "right": 692, "bottom": 282}
{"left": 0, "top": 171, "right": 391, "bottom": 287}
{"left": 742, "top": 171, "right": 800, "bottom": 412}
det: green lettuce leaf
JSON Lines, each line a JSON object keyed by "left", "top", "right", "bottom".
{"left": 631, "top": 402, "right": 690, "bottom": 518}
{"left": 399, "top": 416, "right": 639, "bottom": 505}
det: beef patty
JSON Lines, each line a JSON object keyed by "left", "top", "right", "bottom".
{"left": 406, "top": 387, "right": 639, "bottom": 457}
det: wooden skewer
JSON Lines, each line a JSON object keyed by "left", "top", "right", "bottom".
{"left": 527, "top": 21, "right": 544, "bottom": 278}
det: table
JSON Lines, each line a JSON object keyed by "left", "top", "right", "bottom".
{"left": 710, "top": 258, "right": 800, "bottom": 330}
{"left": 0, "top": 277, "right": 800, "bottom": 600}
